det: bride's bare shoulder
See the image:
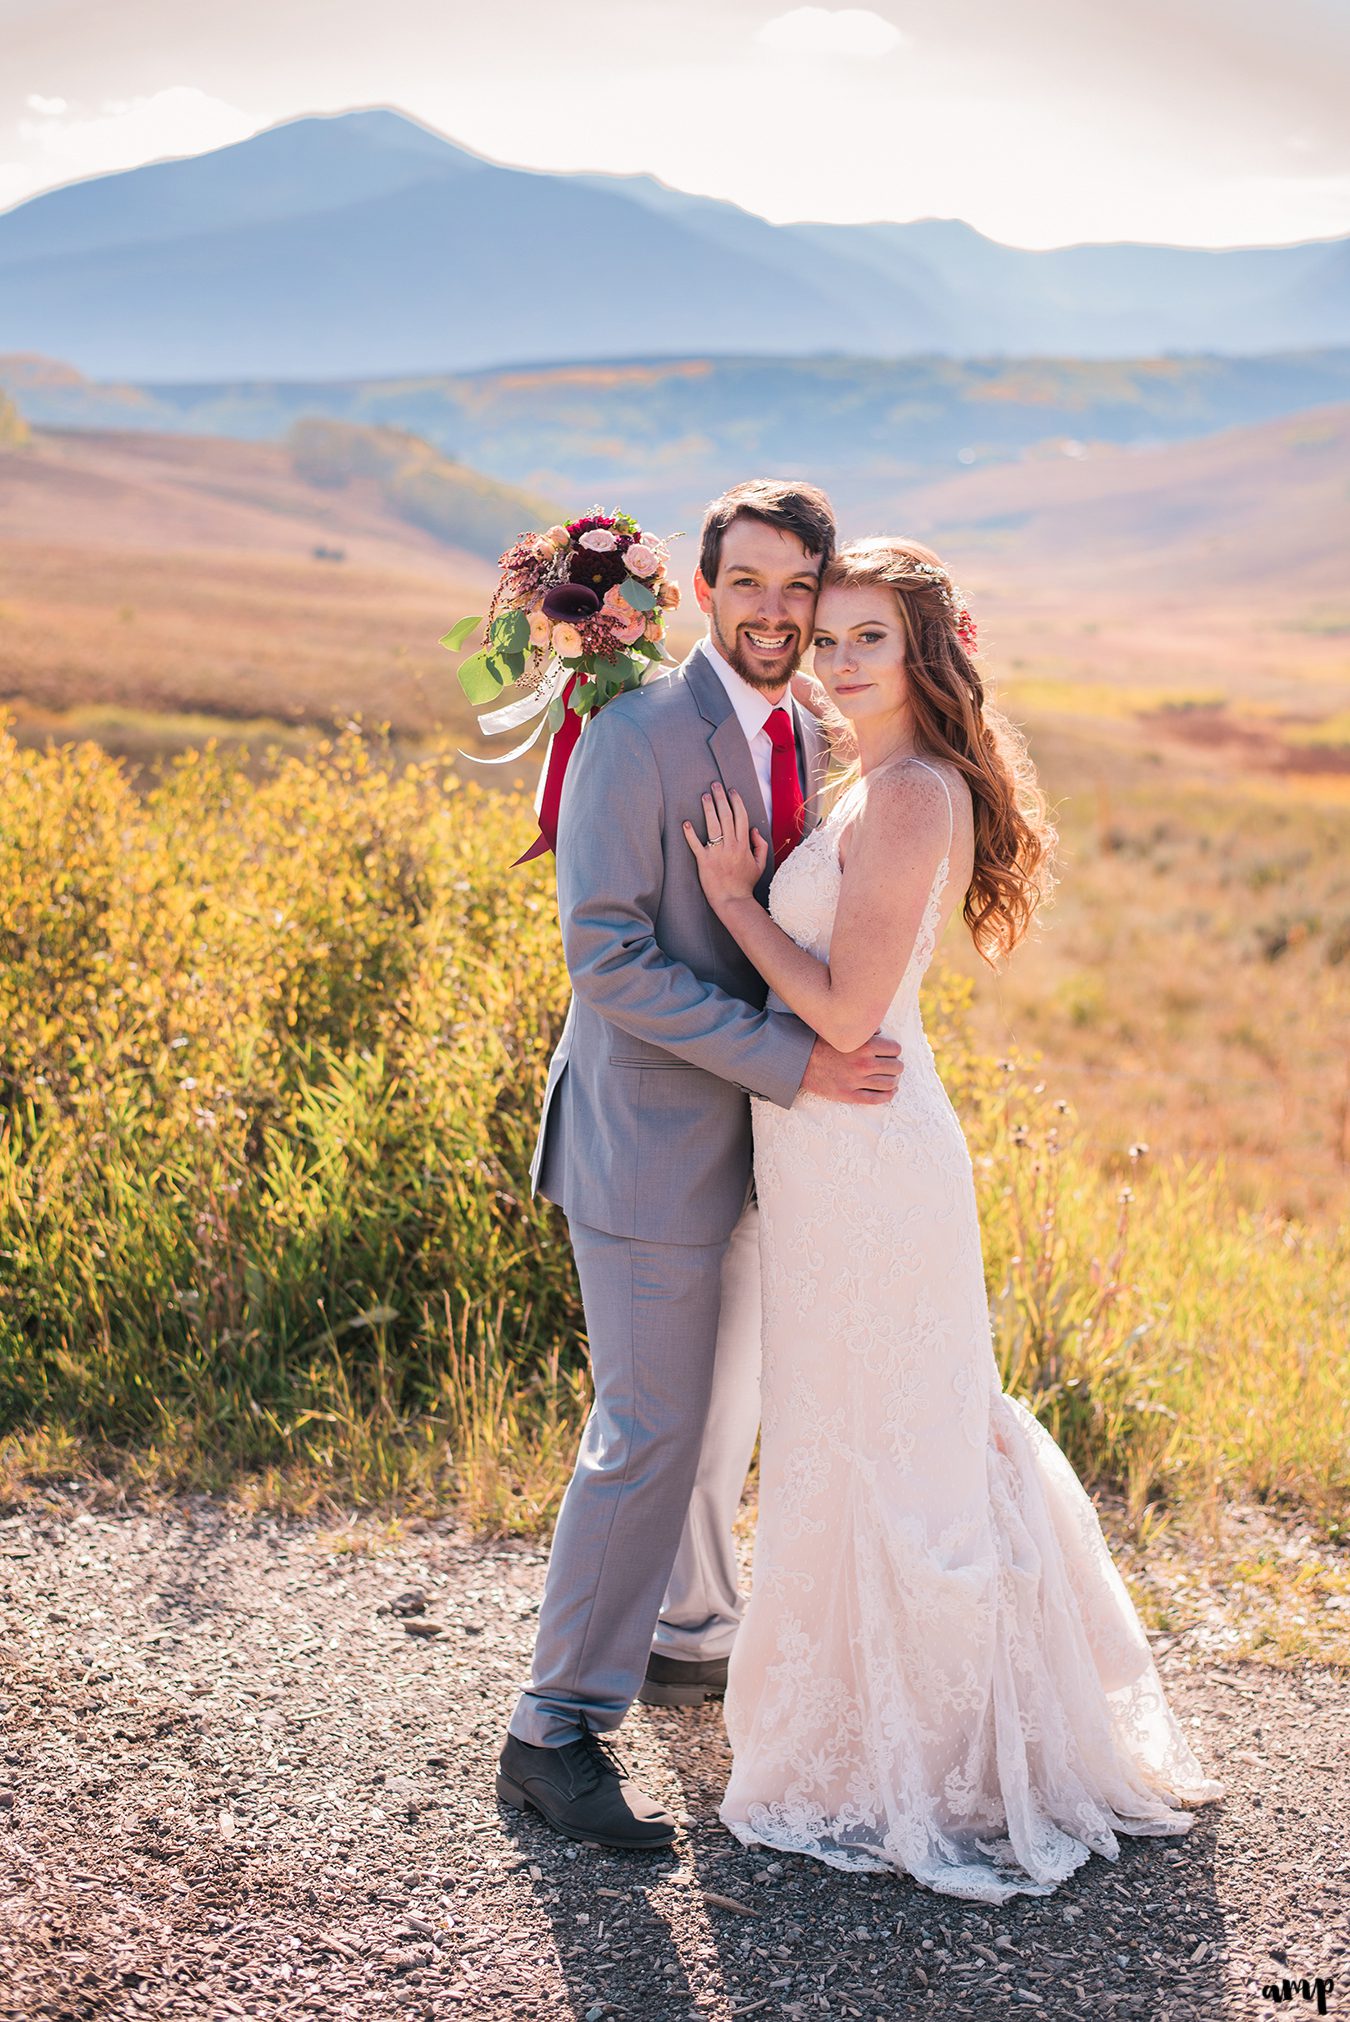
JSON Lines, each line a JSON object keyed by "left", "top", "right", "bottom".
{"left": 862, "top": 753, "right": 966, "bottom": 829}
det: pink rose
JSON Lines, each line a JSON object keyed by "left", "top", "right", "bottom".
{"left": 546, "top": 524, "right": 571, "bottom": 547}
{"left": 656, "top": 580, "right": 681, "bottom": 610}
{"left": 527, "top": 607, "right": 552, "bottom": 650}
{"left": 608, "top": 608, "right": 645, "bottom": 647}
{"left": 578, "top": 528, "right": 617, "bottom": 552}
{"left": 644, "top": 614, "right": 663, "bottom": 643}
{"left": 552, "top": 621, "right": 584, "bottom": 659}
{"left": 624, "top": 543, "right": 660, "bottom": 577}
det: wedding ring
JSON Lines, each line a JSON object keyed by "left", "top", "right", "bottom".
{"left": 707, "top": 835, "right": 724, "bottom": 846}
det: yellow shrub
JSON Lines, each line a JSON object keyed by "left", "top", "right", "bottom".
{"left": 0, "top": 718, "right": 1345, "bottom": 1532}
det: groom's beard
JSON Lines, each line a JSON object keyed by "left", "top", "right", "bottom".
{"left": 712, "top": 615, "right": 803, "bottom": 693}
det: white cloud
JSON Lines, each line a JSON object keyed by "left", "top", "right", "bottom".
{"left": 757, "top": 7, "right": 907, "bottom": 58}
{"left": 5, "top": 87, "right": 255, "bottom": 208}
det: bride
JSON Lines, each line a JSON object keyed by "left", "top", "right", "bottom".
{"left": 683, "top": 536, "right": 1223, "bottom": 1903}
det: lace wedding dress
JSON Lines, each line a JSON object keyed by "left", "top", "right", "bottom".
{"left": 719, "top": 757, "right": 1223, "bottom": 1903}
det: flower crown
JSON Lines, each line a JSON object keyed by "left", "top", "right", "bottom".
{"left": 908, "top": 559, "right": 979, "bottom": 654}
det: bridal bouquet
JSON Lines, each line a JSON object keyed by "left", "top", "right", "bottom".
{"left": 442, "top": 509, "right": 679, "bottom": 862}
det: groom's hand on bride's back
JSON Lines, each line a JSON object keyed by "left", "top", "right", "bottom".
{"left": 800, "top": 1033, "right": 903, "bottom": 1105}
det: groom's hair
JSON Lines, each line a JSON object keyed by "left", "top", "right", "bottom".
{"left": 698, "top": 479, "right": 837, "bottom": 585}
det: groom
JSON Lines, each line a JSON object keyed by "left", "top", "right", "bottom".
{"left": 497, "top": 479, "right": 904, "bottom": 1847}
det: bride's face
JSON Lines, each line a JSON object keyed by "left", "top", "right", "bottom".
{"left": 811, "top": 583, "right": 910, "bottom": 731}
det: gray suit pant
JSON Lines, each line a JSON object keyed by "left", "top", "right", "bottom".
{"left": 509, "top": 1198, "right": 762, "bottom": 1747}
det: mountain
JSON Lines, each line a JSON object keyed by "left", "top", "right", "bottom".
{"left": 0, "top": 109, "right": 1346, "bottom": 381}
{"left": 7, "top": 345, "right": 1350, "bottom": 531}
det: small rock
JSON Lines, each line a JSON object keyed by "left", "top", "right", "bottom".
{"left": 381, "top": 1590, "right": 427, "bottom": 1619}
{"left": 404, "top": 1622, "right": 443, "bottom": 1640}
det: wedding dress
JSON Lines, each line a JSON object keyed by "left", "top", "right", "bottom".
{"left": 720, "top": 757, "right": 1223, "bottom": 1903}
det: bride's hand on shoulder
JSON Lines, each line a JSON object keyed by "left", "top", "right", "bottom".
{"left": 683, "top": 781, "right": 766, "bottom": 913}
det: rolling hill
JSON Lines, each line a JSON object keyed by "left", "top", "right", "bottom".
{"left": 0, "top": 108, "right": 1346, "bottom": 380}
{"left": 0, "top": 419, "right": 545, "bottom": 568}
{"left": 5, "top": 345, "right": 1350, "bottom": 534}
{"left": 1, "top": 403, "right": 1345, "bottom": 756}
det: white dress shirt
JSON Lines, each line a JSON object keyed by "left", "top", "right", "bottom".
{"left": 700, "top": 633, "right": 801, "bottom": 833}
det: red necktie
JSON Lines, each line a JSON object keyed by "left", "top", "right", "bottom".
{"left": 764, "top": 706, "right": 805, "bottom": 866}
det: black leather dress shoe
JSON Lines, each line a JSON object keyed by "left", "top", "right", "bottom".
{"left": 636, "top": 1651, "right": 729, "bottom": 1708}
{"left": 496, "top": 1730, "right": 676, "bottom": 1849}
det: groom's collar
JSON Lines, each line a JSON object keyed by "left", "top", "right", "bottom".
{"left": 684, "top": 637, "right": 798, "bottom": 740}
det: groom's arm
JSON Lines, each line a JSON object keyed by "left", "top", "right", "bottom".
{"left": 555, "top": 703, "right": 814, "bottom": 1108}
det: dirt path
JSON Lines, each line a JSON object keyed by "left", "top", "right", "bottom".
{"left": 1, "top": 1496, "right": 1347, "bottom": 2022}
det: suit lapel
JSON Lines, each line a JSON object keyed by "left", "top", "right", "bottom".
{"left": 685, "top": 647, "right": 775, "bottom": 902}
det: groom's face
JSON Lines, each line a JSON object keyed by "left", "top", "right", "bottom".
{"left": 694, "top": 518, "right": 823, "bottom": 694}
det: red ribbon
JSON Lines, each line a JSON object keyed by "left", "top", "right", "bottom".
{"left": 513, "top": 674, "right": 584, "bottom": 866}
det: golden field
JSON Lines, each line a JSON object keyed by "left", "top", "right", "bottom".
{"left": 0, "top": 725, "right": 1345, "bottom": 1575}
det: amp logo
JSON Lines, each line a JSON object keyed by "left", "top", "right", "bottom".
{"left": 1262, "top": 1979, "right": 1335, "bottom": 2016}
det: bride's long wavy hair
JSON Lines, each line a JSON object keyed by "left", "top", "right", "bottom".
{"left": 821, "top": 538, "right": 1057, "bottom": 963}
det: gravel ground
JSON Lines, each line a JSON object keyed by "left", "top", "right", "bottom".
{"left": 2, "top": 1495, "right": 1347, "bottom": 2022}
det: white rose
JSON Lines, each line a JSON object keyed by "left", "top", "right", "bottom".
{"left": 578, "top": 528, "right": 618, "bottom": 552}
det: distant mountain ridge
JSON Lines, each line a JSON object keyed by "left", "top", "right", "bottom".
{"left": 0, "top": 108, "right": 1346, "bottom": 381}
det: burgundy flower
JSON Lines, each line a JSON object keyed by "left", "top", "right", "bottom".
{"left": 567, "top": 513, "right": 618, "bottom": 540}
{"left": 567, "top": 546, "right": 629, "bottom": 598}
{"left": 541, "top": 582, "right": 602, "bottom": 623}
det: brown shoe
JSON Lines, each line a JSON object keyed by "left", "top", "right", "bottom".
{"left": 496, "top": 1730, "right": 676, "bottom": 1849}
{"left": 636, "top": 1652, "right": 729, "bottom": 1708}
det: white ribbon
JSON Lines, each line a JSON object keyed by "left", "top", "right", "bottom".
{"left": 457, "top": 655, "right": 569, "bottom": 766}
{"left": 480, "top": 655, "right": 568, "bottom": 736}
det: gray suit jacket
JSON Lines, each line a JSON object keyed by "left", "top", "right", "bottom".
{"left": 530, "top": 645, "right": 830, "bottom": 1245}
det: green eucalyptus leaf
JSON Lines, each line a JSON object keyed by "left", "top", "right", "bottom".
{"left": 457, "top": 650, "right": 505, "bottom": 705}
{"left": 546, "top": 695, "right": 566, "bottom": 733}
{"left": 619, "top": 576, "right": 658, "bottom": 612}
{"left": 488, "top": 648, "right": 526, "bottom": 683}
{"left": 570, "top": 680, "right": 598, "bottom": 715}
{"left": 440, "top": 613, "right": 483, "bottom": 652}
{"left": 491, "top": 608, "right": 531, "bottom": 653}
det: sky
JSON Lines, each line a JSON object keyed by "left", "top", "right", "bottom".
{"left": 4, "top": 0, "right": 1349, "bottom": 247}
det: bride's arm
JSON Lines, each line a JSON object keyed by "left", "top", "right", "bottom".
{"left": 684, "top": 769, "right": 952, "bottom": 1054}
